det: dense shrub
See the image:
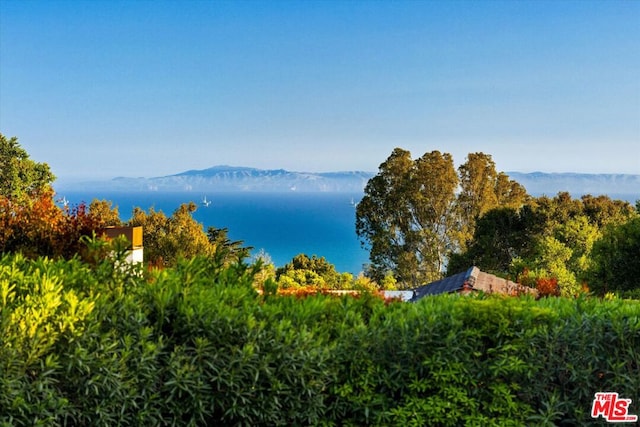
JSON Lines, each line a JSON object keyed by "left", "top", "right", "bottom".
{"left": 1, "top": 251, "right": 639, "bottom": 426}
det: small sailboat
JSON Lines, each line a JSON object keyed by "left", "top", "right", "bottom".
{"left": 202, "top": 196, "right": 211, "bottom": 207}
{"left": 57, "top": 196, "right": 69, "bottom": 208}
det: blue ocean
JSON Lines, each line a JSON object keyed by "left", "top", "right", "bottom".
{"left": 61, "top": 191, "right": 370, "bottom": 274}
{"left": 59, "top": 190, "right": 638, "bottom": 275}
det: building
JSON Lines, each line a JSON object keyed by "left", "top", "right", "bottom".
{"left": 100, "top": 226, "right": 143, "bottom": 264}
{"left": 410, "top": 266, "right": 537, "bottom": 301}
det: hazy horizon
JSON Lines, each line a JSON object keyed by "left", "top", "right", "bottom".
{"left": 1, "top": 1, "right": 639, "bottom": 179}
{"left": 51, "top": 163, "right": 640, "bottom": 185}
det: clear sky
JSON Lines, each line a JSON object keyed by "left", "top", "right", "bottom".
{"left": 1, "top": 0, "right": 639, "bottom": 180}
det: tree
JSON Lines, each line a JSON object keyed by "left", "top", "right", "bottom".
{"left": 0, "top": 133, "right": 55, "bottom": 199}
{"left": 530, "top": 235, "right": 581, "bottom": 297}
{"left": 580, "top": 194, "right": 637, "bottom": 228}
{"left": 447, "top": 206, "right": 543, "bottom": 275}
{"left": 356, "top": 148, "right": 458, "bottom": 287}
{"left": 0, "top": 187, "right": 62, "bottom": 257}
{"left": 207, "top": 226, "right": 252, "bottom": 263}
{"left": 127, "top": 202, "right": 252, "bottom": 268}
{"left": 450, "top": 188, "right": 638, "bottom": 296}
{"left": 275, "top": 254, "right": 352, "bottom": 289}
{"left": 1, "top": 134, "right": 59, "bottom": 256}
{"left": 456, "top": 153, "right": 528, "bottom": 249}
{"left": 0, "top": 190, "right": 121, "bottom": 259}
{"left": 87, "top": 199, "right": 122, "bottom": 228}
{"left": 587, "top": 217, "right": 640, "bottom": 295}
{"left": 127, "top": 203, "right": 212, "bottom": 267}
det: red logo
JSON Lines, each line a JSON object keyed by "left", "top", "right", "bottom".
{"left": 591, "top": 392, "right": 638, "bottom": 423}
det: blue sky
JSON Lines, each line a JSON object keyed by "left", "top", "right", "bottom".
{"left": 1, "top": 0, "right": 638, "bottom": 179}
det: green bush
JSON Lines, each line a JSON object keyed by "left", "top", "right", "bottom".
{"left": 1, "top": 252, "right": 639, "bottom": 426}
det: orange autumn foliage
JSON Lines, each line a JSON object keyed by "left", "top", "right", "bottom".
{"left": 0, "top": 189, "right": 115, "bottom": 259}
{"left": 536, "top": 277, "right": 560, "bottom": 297}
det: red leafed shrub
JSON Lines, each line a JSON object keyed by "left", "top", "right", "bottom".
{"left": 0, "top": 189, "right": 116, "bottom": 259}
{"left": 536, "top": 277, "right": 560, "bottom": 297}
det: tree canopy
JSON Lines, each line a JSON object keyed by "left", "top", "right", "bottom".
{"left": 356, "top": 149, "right": 459, "bottom": 287}
{"left": 587, "top": 216, "right": 640, "bottom": 295}
{"left": 0, "top": 133, "right": 55, "bottom": 199}
{"left": 451, "top": 191, "right": 638, "bottom": 296}
{"left": 356, "top": 148, "right": 528, "bottom": 287}
{"left": 126, "top": 202, "right": 252, "bottom": 268}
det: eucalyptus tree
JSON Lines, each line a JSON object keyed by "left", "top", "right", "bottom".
{"left": 356, "top": 148, "right": 458, "bottom": 287}
{"left": 456, "top": 152, "right": 528, "bottom": 249}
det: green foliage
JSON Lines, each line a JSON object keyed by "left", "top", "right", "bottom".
{"left": 456, "top": 153, "right": 528, "bottom": 250}
{"left": 276, "top": 253, "right": 353, "bottom": 290}
{"left": 0, "top": 133, "right": 55, "bottom": 200}
{"left": 127, "top": 203, "right": 212, "bottom": 267}
{"left": 2, "top": 253, "right": 640, "bottom": 425}
{"left": 0, "top": 253, "right": 97, "bottom": 425}
{"left": 587, "top": 217, "right": 640, "bottom": 295}
{"left": 126, "top": 203, "right": 252, "bottom": 268}
{"left": 358, "top": 149, "right": 528, "bottom": 288}
{"left": 207, "top": 226, "right": 252, "bottom": 264}
{"left": 457, "top": 192, "right": 639, "bottom": 295}
{"left": 356, "top": 148, "right": 459, "bottom": 287}
{"left": 447, "top": 206, "right": 543, "bottom": 275}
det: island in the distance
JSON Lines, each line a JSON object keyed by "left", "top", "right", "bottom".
{"left": 55, "top": 165, "right": 640, "bottom": 201}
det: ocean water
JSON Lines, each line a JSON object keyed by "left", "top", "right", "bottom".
{"left": 61, "top": 191, "right": 370, "bottom": 274}
{"left": 59, "top": 190, "right": 639, "bottom": 275}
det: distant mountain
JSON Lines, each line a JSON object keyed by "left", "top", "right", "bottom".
{"left": 56, "top": 167, "right": 639, "bottom": 201}
{"left": 60, "top": 166, "right": 376, "bottom": 193}
{"left": 507, "top": 172, "right": 639, "bottom": 201}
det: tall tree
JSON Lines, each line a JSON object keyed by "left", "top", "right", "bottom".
{"left": 580, "top": 194, "right": 637, "bottom": 228}
{"left": 356, "top": 148, "right": 458, "bottom": 287}
{"left": 456, "top": 153, "right": 528, "bottom": 249}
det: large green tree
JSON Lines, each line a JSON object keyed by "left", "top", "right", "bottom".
{"left": 587, "top": 216, "right": 640, "bottom": 295}
{"left": 357, "top": 148, "right": 528, "bottom": 287}
{"left": 0, "top": 133, "right": 55, "bottom": 199}
{"left": 446, "top": 205, "right": 544, "bottom": 275}
{"left": 356, "top": 148, "right": 458, "bottom": 287}
{"left": 456, "top": 152, "right": 528, "bottom": 249}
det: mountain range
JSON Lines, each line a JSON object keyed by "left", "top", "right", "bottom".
{"left": 57, "top": 166, "right": 640, "bottom": 201}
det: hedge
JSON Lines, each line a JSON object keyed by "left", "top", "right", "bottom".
{"left": 1, "top": 252, "right": 638, "bottom": 426}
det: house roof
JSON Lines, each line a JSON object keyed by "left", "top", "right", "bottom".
{"left": 410, "top": 266, "right": 537, "bottom": 301}
{"left": 410, "top": 267, "right": 475, "bottom": 301}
